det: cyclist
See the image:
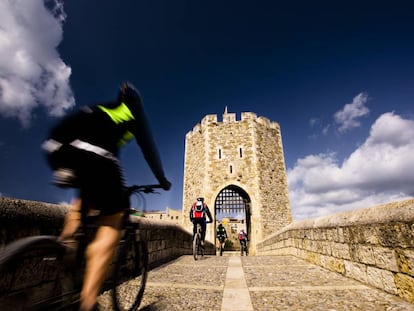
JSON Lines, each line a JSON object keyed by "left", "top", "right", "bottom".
{"left": 216, "top": 223, "right": 227, "bottom": 247}
{"left": 189, "top": 197, "right": 212, "bottom": 246}
{"left": 238, "top": 229, "right": 248, "bottom": 254}
{"left": 42, "top": 82, "right": 171, "bottom": 311}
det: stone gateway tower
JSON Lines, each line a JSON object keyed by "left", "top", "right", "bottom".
{"left": 182, "top": 108, "right": 292, "bottom": 255}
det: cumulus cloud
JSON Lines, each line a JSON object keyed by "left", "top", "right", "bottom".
{"left": 0, "top": 0, "right": 74, "bottom": 127}
{"left": 334, "top": 92, "right": 369, "bottom": 133}
{"left": 288, "top": 112, "right": 414, "bottom": 220}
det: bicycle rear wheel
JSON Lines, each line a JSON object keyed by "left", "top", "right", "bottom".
{"left": 0, "top": 236, "right": 76, "bottom": 310}
{"left": 109, "top": 236, "right": 148, "bottom": 311}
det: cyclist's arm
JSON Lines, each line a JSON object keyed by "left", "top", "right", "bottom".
{"left": 205, "top": 206, "right": 213, "bottom": 223}
{"left": 130, "top": 100, "right": 171, "bottom": 190}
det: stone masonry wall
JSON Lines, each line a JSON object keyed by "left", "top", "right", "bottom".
{"left": 256, "top": 198, "right": 414, "bottom": 304}
{"left": 182, "top": 110, "right": 292, "bottom": 254}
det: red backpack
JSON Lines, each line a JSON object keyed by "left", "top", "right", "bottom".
{"left": 238, "top": 231, "right": 247, "bottom": 240}
{"left": 191, "top": 201, "right": 206, "bottom": 219}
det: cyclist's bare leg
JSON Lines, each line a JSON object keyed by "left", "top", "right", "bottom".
{"left": 80, "top": 212, "right": 123, "bottom": 311}
{"left": 58, "top": 198, "right": 81, "bottom": 241}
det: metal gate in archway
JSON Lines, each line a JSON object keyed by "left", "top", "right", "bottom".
{"left": 214, "top": 185, "right": 251, "bottom": 250}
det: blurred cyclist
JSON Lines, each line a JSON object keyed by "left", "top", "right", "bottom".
{"left": 216, "top": 223, "right": 227, "bottom": 253}
{"left": 238, "top": 229, "right": 248, "bottom": 255}
{"left": 42, "top": 82, "right": 171, "bottom": 311}
{"left": 216, "top": 223, "right": 227, "bottom": 245}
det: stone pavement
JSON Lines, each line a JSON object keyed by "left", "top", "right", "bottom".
{"left": 134, "top": 253, "right": 414, "bottom": 311}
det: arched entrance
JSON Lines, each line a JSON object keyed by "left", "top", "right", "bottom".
{"left": 214, "top": 185, "right": 251, "bottom": 251}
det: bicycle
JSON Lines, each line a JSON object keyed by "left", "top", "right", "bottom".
{"left": 192, "top": 223, "right": 204, "bottom": 261}
{"left": 217, "top": 235, "right": 226, "bottom": 256}
{"left": 240, "top": 239, "right": 248, "bottom": 256}
{"left": 0, "top": 184, "right": 161, "bottom": 311}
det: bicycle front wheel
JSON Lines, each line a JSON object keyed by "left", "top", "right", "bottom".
{"left": 110, "top": 237, "right": 149, "bottom": 311}
{"left": 0, "top": 236, "right": 75, "bottom": 310}
{"left": 193, "top": 234, "right": 200, "bottom": 260}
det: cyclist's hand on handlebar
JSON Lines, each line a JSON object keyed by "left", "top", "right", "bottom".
{"left": 160, "top": 178, "right": 171, "bottom": 191}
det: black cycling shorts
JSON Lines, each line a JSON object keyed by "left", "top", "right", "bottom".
{"left": 46, "top": 145, "right": 128, "bottom": 216}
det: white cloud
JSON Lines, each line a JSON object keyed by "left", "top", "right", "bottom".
{"left": 334, "top": 92, "right": 369, "bottom": 133}
{"left": 0, "top": 0, "right": 74, "bottom": 127}
{"left": 288, "top": 112, "right": 414, "bottom": 220}
{"left": 309, "top": 118, "right": 319, "bottom": 127}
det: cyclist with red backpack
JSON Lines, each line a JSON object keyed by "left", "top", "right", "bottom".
{"left": 238, "top": 229, "right": 249, "bottom": 255}
{"left": 189, "top": 197, "right": 213, "bottom": 246}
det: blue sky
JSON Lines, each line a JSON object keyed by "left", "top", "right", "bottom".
{"left": 1, "top": 0, "right": 414, "bottom": 221}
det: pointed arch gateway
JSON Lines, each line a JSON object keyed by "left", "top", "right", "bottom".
{"left": 214, "top": 185, "right": 251, "bottom": 251}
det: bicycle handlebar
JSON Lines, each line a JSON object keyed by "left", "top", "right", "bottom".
{"left": 126, "top": 184, "right": 164, "bottom": 195}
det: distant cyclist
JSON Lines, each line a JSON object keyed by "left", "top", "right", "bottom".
{"left": 216, "top": 223, "right": 227, "bottom": 245}
{"left": 42, "top": 82, "right": 171, "bottom": 311}
{"left": 238, "top": 229, "right": 248, "bottom": 254}
{"left": 189, "top": 197, "right": 213, "bottom": 246}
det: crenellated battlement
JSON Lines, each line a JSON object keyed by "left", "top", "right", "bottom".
{"left": 186, "top": 109, "right": 280, "bottom": 139}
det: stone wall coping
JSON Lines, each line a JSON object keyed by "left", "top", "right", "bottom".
{"left": 0, "top": 197, "right": 68, "bottom": 218}
{"left": 260, "top": 198, "right": 414, "bottom": 243}
{"left": 130, "top": 216, "right": 189, "bottom": 232}
{"left": 0, "top": 196, "right": 189, "bottom": 233}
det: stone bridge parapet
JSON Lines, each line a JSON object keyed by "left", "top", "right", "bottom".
{"left": 0, "top": 196, "right": 214, "bottom": 301}
{"left": 256, "top": 198, "right": 414, "bottom": 304}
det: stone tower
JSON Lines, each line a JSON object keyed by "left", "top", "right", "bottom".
{"left": 182, "top": 108, "right": 292, "bottom": 254}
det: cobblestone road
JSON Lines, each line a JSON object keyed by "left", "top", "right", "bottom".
{"left": 121, "top": 254, "right": 414, "bottom": 310}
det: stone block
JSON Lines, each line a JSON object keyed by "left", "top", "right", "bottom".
{"left": 331, "top": 243, "right": 351, "bottom": 260}
{"left": 396, "top": 249, "right": 414, "bottom": 275}
{"left": 395, "top": 273, "right": 414, "bottom": 304}
{"left": 361, "top": 225, "right": 380, "bottom": 245}
{"left": 325, "top": 256, "right": 345, "bottom": 274}
{"left": 372, "top": 246, "right": 399, "bottom": 272}
{"left": 337, "top": 227, "right": 345, "bottom": 243}
{"left": 344, "top": 260, "right": 367, "bottom": 283}
{"left": 377, "top": 224, "right": 405, "bottom": 248}
{"left": 399, "top": 223, "right": 414, "bottom": 248}
{"left": 355, "top": 245, "right": 376, "bottom": 265}
{"left": 366, "top": 266, "right": 398, "bottom": 294}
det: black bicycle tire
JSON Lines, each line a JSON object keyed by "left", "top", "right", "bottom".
{"left": 193, "top": 234, "right": 199, "bottom": 261}
{"left": 111, "top": 236, "right": 149, "bottom": 311}
{"left": 220, "top": 243, "right": 223, "bottom": 256}
{"left": 0, "top": 236, "right": 75, "bottom": 310}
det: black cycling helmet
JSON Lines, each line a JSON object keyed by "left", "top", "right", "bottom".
{"left": 197, "top": 197, "right": 204, "bottom": 202}
{"left": 118, "top": 81, "right": 141, "bottom": 103}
